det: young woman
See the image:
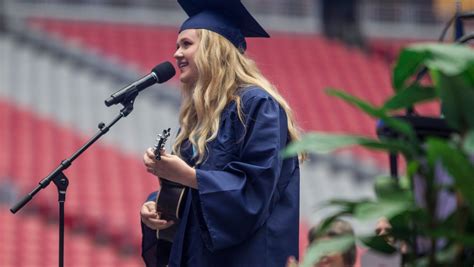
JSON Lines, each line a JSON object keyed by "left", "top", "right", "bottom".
{"left": 140, "top": 1, "right": 305, "bottom": 266}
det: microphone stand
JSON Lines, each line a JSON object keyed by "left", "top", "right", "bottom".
{"left": 10, "top": 91, "right": 139, "bottom": 267}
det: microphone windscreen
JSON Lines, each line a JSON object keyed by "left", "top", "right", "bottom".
{"left": 152, "top": 61, "right": 176, "bottom": 83}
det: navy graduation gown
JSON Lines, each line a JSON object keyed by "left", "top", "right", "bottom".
{"left": 142, "top": 192, "right": 173, "bottom": 267}
{"left": 142, "top": 87, "right": 300, "bottom": 267}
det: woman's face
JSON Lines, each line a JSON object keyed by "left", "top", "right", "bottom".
{"left": 174, "top": 29, "right": 200, "bottom": 85}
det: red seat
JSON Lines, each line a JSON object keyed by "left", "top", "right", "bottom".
{"left": 0, "top": 209, "right": 143, "bottom": 267}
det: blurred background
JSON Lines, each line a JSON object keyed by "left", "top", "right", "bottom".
{"left": 0, "top": 0, "right": 471, "bottom": 266}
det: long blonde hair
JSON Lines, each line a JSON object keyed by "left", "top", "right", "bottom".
{"left": 173, "top": 29, "right": 304, "bottom": 164}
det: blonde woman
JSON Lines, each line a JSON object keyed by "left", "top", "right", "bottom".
{"left": 141, "top": 1, "right": 304, "bottom": 266}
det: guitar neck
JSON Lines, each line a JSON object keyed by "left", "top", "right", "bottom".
{"left": 160, "top": 178, "right": 184, "bottom": 187}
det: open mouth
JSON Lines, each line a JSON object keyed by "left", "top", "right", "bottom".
{"left": 178, "top": 61, "right": 188, "bottom": 70}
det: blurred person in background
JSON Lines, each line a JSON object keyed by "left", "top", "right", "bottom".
{"left": 140, "top": 0, "right": 304, "bottom": 266}
{"left": 320, "top": 0, "right": 365, "bottom": 49}
{"left": 287, "top": 219, "right": 357, "bottom": 267}
{"left": 308, "top": 219, "right": 356, "bottom": 267}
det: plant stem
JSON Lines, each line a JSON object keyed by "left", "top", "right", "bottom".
{"left": 454, "top": 193, "right": 467, "bottom": 266}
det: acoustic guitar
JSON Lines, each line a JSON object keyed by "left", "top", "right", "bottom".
{"left": 153, "top": 128, "right": 187, "bottom": 242}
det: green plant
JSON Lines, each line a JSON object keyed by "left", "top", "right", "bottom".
{"left": 284, "top": 43, "right": 474, "bottom": 267}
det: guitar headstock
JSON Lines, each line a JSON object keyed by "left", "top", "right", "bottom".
{"left": 153, "top": 128, "right": 171, "bottom": 161}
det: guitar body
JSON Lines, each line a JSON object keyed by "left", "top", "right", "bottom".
{"left": 155, "top": 179, "right": 187, "bottom": 242}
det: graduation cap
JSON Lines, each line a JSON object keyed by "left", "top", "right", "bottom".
{"left": 178, "top": 0, "right": 270, "bottom": 52}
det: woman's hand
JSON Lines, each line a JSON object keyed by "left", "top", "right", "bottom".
{"left": 140, "top": 201, "right": 174, "bottom": 230}
{"left": 143, "top": 148, "right": 197, "bottom": 188}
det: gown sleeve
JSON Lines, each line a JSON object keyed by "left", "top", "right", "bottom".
{"left": 194, "top": 89, "right": 289, "bottom": 251}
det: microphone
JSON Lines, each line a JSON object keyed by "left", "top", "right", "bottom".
{"left": 105, "top": 61, "right": 175, "bottom": 106}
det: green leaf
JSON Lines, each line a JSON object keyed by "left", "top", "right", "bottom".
{"left": 374, "top": 175, "right": 412, "bottom": 201}
{"left": 393, "top": 43, "right": 474, "bottom": 92}
{"left": 411, "top": 257, "right": 429, "bottom": 267}
{"left": 326, "top": 199, "right": 372, "bottom": 211}
{"left": 360, "top": 138, "right": 417, "bottom": 157}
{"left": 383, "top": 84, "right": 437, "bottom": 111}
{"left": 435, "top": 71, "right": 474, "bottom": 131}
{"left": 463, "top": 130, "right": 474, "bottom": 154}
{"left": 377, "top": 117, "right": 417, "bottom": 142}
{"left": 326, "top": 88, "right": 416, "bottom": 139}
{"left": 388, "top": 211, "right": 426, "bottom": 241}
{"left": 325, "top": 88, "right": 386, "bottom": 117}
{"left": 354, "top": 199, "right": 411, "bottom": 222}
{"left": 465, "top": 64, "right": 474, "bottom": 88}
{"left": 392, "top": 48, "right": 428, "bottom": 92}
{"left": 282, "top": 133, "right": 416, "bottom": 158}
{"left": 282, "top": 133, "right": 369, "bottom": 156}
{"left": 398, "top": 175, "right": 412, "bottom": 191}
{"left": 426, "top": 138, "right": 474, "bottom": 207}
{"left": 406, "top": 43, "right": 474, "bottom": 75}
{"left": 359, "top": 235, "right": 397, "bottom": 254}
{"left": 301, "top": 235, "right": 355, "bottom": 267}
{"left": 406, "top": 161, "right": 420, "bottom": 179}
{"left": 435, "top": 245, "right": 457, "bottom": 264}
{"left": 418, "top": 43, "right": 474, "bottom": 76}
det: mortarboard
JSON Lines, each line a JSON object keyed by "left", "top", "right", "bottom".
{"left": 178, "top": 0, "right": 270, "bottom": 52}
